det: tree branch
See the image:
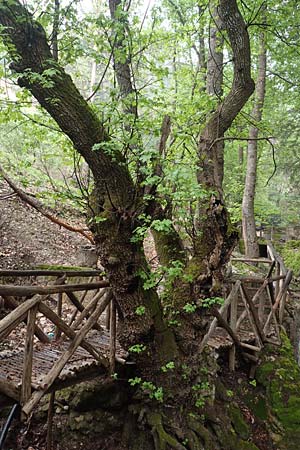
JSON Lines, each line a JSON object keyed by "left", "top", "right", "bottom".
{"left": 0, "top": 165, "right": 94, "bottom": 243}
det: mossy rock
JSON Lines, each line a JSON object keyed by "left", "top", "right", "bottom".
{"left": 229, "top": 404, "right": 250, "bottom": 440}
{"left": 69, "top": 409, "right": 121, "bottom": 434}
{"left": 256, "top": 333, "right": 300, "bottom": 449}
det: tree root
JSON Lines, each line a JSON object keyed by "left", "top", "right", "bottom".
{"left": 147, "top": 412, "right": 187, "bottom": 450}
{"left": 186, "top": 429, "right": 204, "bottom": 450}
{"left": 187, "top": 416, "right": 214, "bottom": 450}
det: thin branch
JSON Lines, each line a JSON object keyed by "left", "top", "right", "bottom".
{"left": 0, "top": 165, "right": 94, "bottom": 243}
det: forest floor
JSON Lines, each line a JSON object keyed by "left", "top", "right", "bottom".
{"left": 0, "top": 181, "right": 89, "bottom": 270}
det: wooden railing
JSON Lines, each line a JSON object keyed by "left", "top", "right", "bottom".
{"left": 201, "top": 245, "right": 293, "bottom": 372}
{"left": 0, "top": 270, "right": 120, "bottom": 416}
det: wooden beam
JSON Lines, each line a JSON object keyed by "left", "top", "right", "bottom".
{"left": 3, "top": 295, "right": 49, "bottom": 343}
{"left": 211, "top": 308, "right": 242, "bottom": 349}
{"left": 264, "top": 270, "right": 293, "bottom": 331}
{"left": 240, "top": 285, "right": 266, "bottom": 344}
{"left": 199, "top": 281, "right": 241, "bottom": 353}
{"left": 0, "top": 281, "right": 109, "bottom": 297}
{"left": 239, "top": 286, "right": 263, "bottom": 348}
{"left": 38, "top": 300, "right": 110, "bottom": 366}
{"left": 231, "top": 257, "right": 272, "bottom": 264}
{"left": 21, "top": 305, "right": 38, "bottom": 406}
{"left": 71, "top": 289, "right": 106, "bottom": 330}
{"left": 0, "top": 296, "right": 41, "bottom": 339}
{"left": 229, "top": 292, "right": 238, "bottom": 371}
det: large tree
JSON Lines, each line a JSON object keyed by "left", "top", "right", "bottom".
{"left": 0, "top": 0, "right": 254, "bottom": 448}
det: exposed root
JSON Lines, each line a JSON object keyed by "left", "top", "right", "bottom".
{"left": 187, "top": 416, "right": 214, "bottom": 450}
{"left": 147, "top": 412, "right": 187, "bottom": 450}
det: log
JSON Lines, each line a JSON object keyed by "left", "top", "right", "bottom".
{"left": 231, "top": 257, "right": 272, "bottom": 264}
{"left": 21, "top": 305, "right": 38, "bottom": 406}
{"left": 3, "top": 295, "right": 49, "bottom": 343}
{"left": 211, "top": 308, "right": 242, "bottom": 349}
{"left": 38, "top": 300, "right": 110, "bottom": 365}
{"left": 55, "top": 293, "right": 63, "bottom": 340}
{"left": 71, "top": 289, "right": 106, "bottom": 330}
{"left": 66, "top": 291, "right": 103, "bottom": 332}
{"left": 240, "top": 285, "right": 266, "bottom": 343}
{"left": 109, "top": 299, "right": 117, "bottom": 374}
{"left": 239, "top": 286, "right": 263, "bottom": 348}
{"left": 0, "top": 296, "right": 42, "bottom": 339}
{"left": 0, "top": 269, "right": 102, "bottom": 277}
{"left": 0, "top": 281, "right": 109, "bottom": 297}
{"left": 264, "top": 270, "right": 293, "bottom": 331}
{"left": 23, "top": 292, "right": 113, "bottom": 415}
{"left": 199, "top": 281, "right": 241, "bottom": 353}
{"left": 229, "top": 293, "right": 238, "bottom": 371}
{"left": 46, "top": 392, "right": 55, "bottom": 450}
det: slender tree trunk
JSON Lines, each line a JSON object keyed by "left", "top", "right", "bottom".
{"left": 242, "top": 30, "right": 267, "bottom": 258}
{"left": 206, "top": 2, "right": 224, "bottom": 194}
{"left": 194, "top": 0, "right": 255, "bottom": 290}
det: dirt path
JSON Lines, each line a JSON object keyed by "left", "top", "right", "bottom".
{"left": 0, "top": 181, "right": 92, "bottom": 269}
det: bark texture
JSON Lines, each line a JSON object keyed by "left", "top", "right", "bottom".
{"left": 242, "top": 30, "right": 267, "bottom": 257}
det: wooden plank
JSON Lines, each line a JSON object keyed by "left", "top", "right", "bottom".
{"left": 21, "top": 305, "right": 38, "bottom": 406}
{"left": 199, "top": 281, "right": 241, "bottom": 353}
{"left": 0, "top": 295, "right": 41, "bottom": 338}
{"left": 0, "top": 281, "right": 109, "bottom": 297}
{"left": 23, "top": 293, "right": 112, "bottom": 415}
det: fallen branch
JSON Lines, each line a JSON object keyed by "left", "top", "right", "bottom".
{"left": 0, "top": 165, "right": 94, "bottom": 244}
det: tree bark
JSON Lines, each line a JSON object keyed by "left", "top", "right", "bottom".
{"left": 194, "top": 0, "right": 255, "bottom": 289}
{"left": 242, "top": 30, "right": 267, "bottom": 257}
{"left": 0, "top": 0, "right": 171, "bottom": 351}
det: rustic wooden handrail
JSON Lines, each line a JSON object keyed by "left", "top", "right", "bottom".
{"left": 0, "top": 281, "right": 109, "bottom": 297}
{"left": 0, "top": 269, "right": 102, "bottom": 277}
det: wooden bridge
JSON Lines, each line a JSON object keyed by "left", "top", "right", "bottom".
{"left": 0, "top": 242, "right": 293, "bottom": 419}
{"left": 0, "top": 270, "right": 127, "bottom": 418}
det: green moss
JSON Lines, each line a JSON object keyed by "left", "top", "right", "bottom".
{"left": 281, "top": 240, "right": 300, "bottom": 273}
{"left": 256, "top": 332, "right": 300, "bottom": 448}
{"left": 237, "top": 441, "right": 260, "bottom": 450}
{"left": 229, "top": 404, "right": 250, "bottom": 439}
